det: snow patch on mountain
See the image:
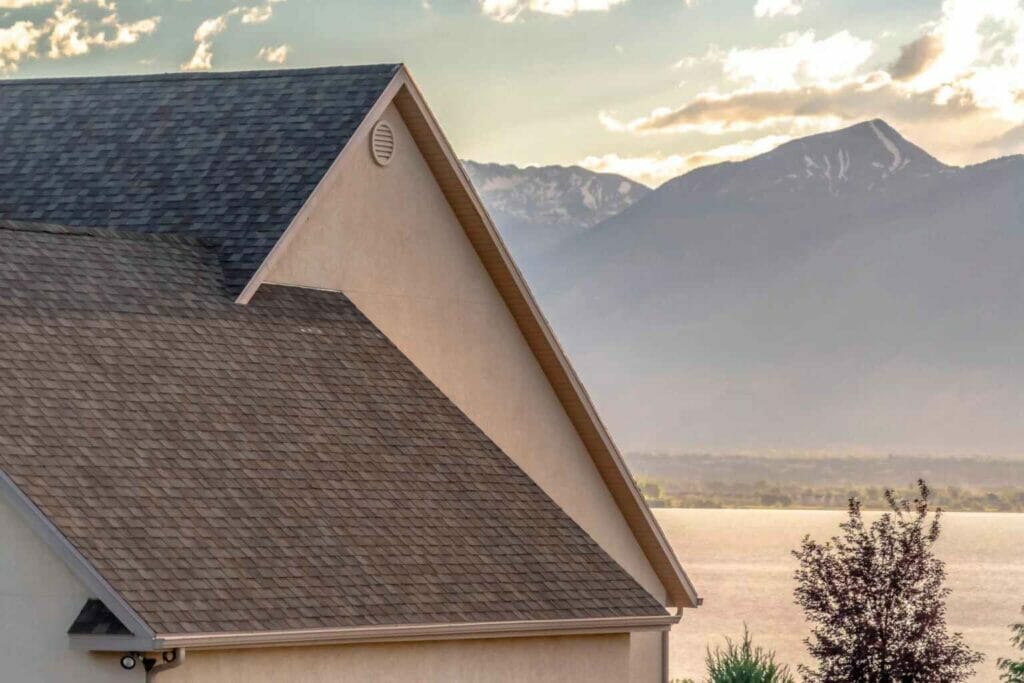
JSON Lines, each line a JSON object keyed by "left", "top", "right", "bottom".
{"left": 870, "top": 120, "right": 902, "bottom": 173}
{"left": 465, "top": 161, "right": 649, "bottom": 229}
{"left": 463, "top": 161, "right": 650, "bottom": 264}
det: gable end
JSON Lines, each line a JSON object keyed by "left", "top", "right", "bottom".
{"left": 238, "top": 67, "right": 699, "bottom": 609}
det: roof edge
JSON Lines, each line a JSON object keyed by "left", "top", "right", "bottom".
{"left": 390, "top": 69, "right": 700, "bottom": 609}
{"left": 0, "top": 471, "right": 155, "bottom": 639}
{"left": 236, "top": 66, "right": 699, "bottom": 609}
{"left": 71, "top": 614, "right": 679, "bottom": 652}
{"left": 0, "top": 63, "right": 402, "bottom": 87}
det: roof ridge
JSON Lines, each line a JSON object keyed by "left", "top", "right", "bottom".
{"left": 0, "top": 220, "right": 212, "bottom": 248}
{"left": 0, "top": 63, "right": 402, "bottom": 87}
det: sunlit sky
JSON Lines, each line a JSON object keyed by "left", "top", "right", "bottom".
{"left": 3, "top": 0, "right": 1023, "bottom": 186}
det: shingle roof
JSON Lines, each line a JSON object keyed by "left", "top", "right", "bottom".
{"left": 0, "top": 65, "right": 400, "bottom": 292}
{"left": 0, "top": 221, "right": 666, "bottom": 635}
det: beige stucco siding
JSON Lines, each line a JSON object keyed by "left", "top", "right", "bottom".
{"left": 0, "top": 495, "right": 133, "bottom": 682}
{"left": 160, "top": 635, "right": 629, "bottom": 683}
{"left": 631, "top": 631, "right": 666, "bottom": 683}
{"left": 264, "top": 102, "right": 667, "bottom": 613}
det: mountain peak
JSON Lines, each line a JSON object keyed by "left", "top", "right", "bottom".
{"left": 786, "top": 119, "right": 942, "bottom": 173}
{"left": 663, "top": 119, "right": 948, "bottom": 201}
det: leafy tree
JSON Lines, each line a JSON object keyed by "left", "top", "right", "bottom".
{"left": 999, "top": 606, "right": 1024, "bottom": 682}
{"left": 704, "top": 625, "right": 795, "bottom": 683}
{"left": 792, "top": 480, "right": 983, "bottom": 682}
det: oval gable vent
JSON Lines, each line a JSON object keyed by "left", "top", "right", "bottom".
{"left": 370, "top": 120, "right": 396, "bottom": 166}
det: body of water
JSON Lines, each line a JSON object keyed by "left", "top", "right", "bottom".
{"left": 656, "top": 508, "right": 1024, "bottom": 682}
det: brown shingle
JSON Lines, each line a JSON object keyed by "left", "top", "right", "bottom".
{"left": 0, "top": 221, "right": 666, "bottom": 635}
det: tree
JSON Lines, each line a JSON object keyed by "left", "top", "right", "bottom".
{"left": 792, "top": 480, "right": 983, "bottom": 682}
{"left": 999, "top": 606, "right": 1024, "bottom": 682}
{"left": 704, "top": 625, "right": 795, "bottom": 683}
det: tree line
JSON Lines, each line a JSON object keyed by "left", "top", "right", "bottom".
{"left": 639, "top": 479, "right": 1024, "bottom": 512}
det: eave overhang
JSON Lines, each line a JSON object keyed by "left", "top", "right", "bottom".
{"left": 70, "top": 613, "right": 681, "bottom": 652}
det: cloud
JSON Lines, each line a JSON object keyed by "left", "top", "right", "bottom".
{"left": 579, "top": 134, "right": 791, "bottom": 187}
{"left": 0, "top": 0, "right": 53, "bottom": 7}
{"left": 242, "top": 0, "right": 286, "bottom": 24}
{"left": 0, "top": 1, "right": 158, "bottom": 72}
{"left": 258, "top": 43, "right": 288, "bottom": 64}
{"left": 600, "top": 74, "right": 875, "bottom": 135}
{"left": 722, "top": 30, "right": 875, "bottom": 89}
{"left": 889, "top": 34, "right": 944, "bottom": 81}
{"left": 194, "top": 15, "right": 228, "bottom": 43}
{"left": 602, "top": 0, "right": 1024, "bottom": 163}
{"left": 182, "top": 2, "right": 285, "bottom": 72}
{"left": 182, "top": 15, "right": 227, "bottom": 71}
{"left": 479, "top": 0, "right": 628, "bottom": 22}
{"left": 96, "top": 16, "right": 159, "bottom": 47}
{"left": 889, "top": 0, "right": 1024, "bottom": 120}
{"left": 47, "top": 4, "right": 89, "bottom": 57}
{"left": 241, "top": 6, "right": 273, "bottom": 24}
{"left": 753, "top": 0, "right": 804, "bottom": 19}
{"left": 0, "top": 20, "right": 42, "bottom": 72}
{"left": 49, "top": 3, "right": 158, "bottom": 58}
{"left": 599, "top": 69, "right": 983, "bottom": 137}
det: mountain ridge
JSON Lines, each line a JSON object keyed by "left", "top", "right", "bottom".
{"left": 483, "top": 120, "right": 1024, "bottom": 457}
{"left": 462, "top": 160, "right": 649, "bottom": 267}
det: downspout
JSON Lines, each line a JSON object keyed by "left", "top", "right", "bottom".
{"left": 145, "top": 649, "right": 185, "bottom": 682}
{"left": 663, "top": 607, "right": 680, "bottom": 683}
{"left": 662, "top": 630, "right": 670, "bottom": 683}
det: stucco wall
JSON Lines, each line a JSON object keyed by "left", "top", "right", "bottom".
{"left": 631, "top": 631, "right": 666, "bottom": 683}
{"left": 160, "top": 635, "right": 629, "bottom": 683}
{"left": 264, "top": 102, "right": 667, "bottom": 613}
{"left": 0, "top": 495, "right": 135, "bottom": 682}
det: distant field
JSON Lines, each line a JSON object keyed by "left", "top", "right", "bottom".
{"left": 627, "top": 453, "right": 1024, "bottom": 512}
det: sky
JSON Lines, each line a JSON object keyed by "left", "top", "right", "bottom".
{"left": 1, "top": 0, "right": 1023, "bottom": 186}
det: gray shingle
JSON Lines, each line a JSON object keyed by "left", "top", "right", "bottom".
{"left": 0, "top": 65, "right": 399, "bottom": 292}
{"left": 0, "top": 221, "right": 667, "bottom": 635}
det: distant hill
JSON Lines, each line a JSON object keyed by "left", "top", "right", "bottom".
{"left": 490, "top": 121, "right": 1024, "bottom": 457}
{"left": 463, "top": 161, "right": 649, "bottom": 269}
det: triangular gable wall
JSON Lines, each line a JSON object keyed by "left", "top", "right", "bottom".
{"left": 239, "top": 68, "right": 698, "bottom": 610}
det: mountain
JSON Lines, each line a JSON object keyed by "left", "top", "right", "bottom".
{"left": 463, "top": 161, "right": 649, "bottom": 268}
{"left": 526, "top": 120, "right": 1024, "bottom": 457}
{"left": 658, "top": 119, "right": 947, "bottom": 202}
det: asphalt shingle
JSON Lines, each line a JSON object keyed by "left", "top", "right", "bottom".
{"left": 0, "top": 65, "right": 399, "bottom": 292}
{"left": 0, "top": 221, "right": 667, "bottom": 635}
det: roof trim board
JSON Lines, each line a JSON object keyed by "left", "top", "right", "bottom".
{"left": 0, "top": 472, "right": 155, "bottom": 640}
{"left": 237, "top": 66, "right": 699, "bottom": 609}
{"left": 70, "top": 613, "right": 680, "bottom": 653}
